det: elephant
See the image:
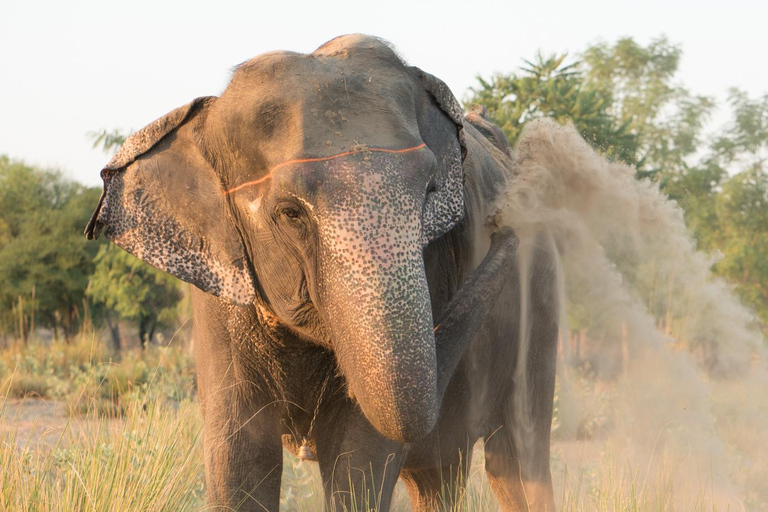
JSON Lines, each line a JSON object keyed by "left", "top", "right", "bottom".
{"left": 85, "top": 34, "right": 559, "bottom": 511}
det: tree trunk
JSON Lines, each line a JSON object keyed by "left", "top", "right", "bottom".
{"left": 17, "top": 296, "right": 26, "bottom": 344}
{"left": 138, "top": 315, "right": 152, "bottom": 349}
{"left": 105, "top": 313, "right": 122, "bottom": 354}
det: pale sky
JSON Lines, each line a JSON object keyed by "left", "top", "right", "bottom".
{"left": 1, "top": 0, "right": 765, "bottom": 187}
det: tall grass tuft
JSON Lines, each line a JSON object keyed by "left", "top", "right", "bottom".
{"left": 0, "top": 335, "right": 204, "bottom": 512}
{"left": 0, "top": 398, "right": 205, "bottom": 512}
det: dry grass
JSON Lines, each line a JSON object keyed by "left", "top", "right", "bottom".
{"left": 0, "top": 337, "right": 760, "bottom": 511}
{"left": 0, "top": 399, "right": 205, "bottom": 511}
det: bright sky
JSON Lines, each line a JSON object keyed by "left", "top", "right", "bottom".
{"left": 1, "top": 0, "right": 765, "bottom": 187}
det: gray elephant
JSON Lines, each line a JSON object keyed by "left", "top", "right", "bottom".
{"left": 85, "top": 35, "right": 559, "bottom": 511}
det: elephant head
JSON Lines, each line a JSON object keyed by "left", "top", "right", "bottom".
{"left": 85, "top": 35, "right": 467, "bottom": 442}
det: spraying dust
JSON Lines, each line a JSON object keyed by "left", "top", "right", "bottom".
{"left": 497, "top": 119, "right": 767, "bottom": 510}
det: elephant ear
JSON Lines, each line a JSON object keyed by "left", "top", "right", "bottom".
{"left": 415, "top": 68, "right": 467, "bottom": 245}
{"left": 84, "top": 97, "right": 257, "bottom": 305}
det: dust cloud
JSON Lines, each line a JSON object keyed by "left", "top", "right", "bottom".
{"left": 497, "top": 119, "right": 767, "bottom": 510}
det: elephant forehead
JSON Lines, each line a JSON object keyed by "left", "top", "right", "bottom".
{"left": 313, "top": 158, "right": 425, "bottom": 281}
{"left": 210, "top": 51, "right": 422, "bottom": 181}
{"left": 314, "top": 158, "right": 424, "bottom": 210}
{"left": 226, "top": 143, "right": 433, "bottom": 198}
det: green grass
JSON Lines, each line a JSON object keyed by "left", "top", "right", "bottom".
{"left": 0, "top": 335, "right": 196, "bottom": 412}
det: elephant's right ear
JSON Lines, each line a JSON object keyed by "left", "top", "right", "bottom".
{"left": 84, "top": 97, "right": 257, "bottom": 305}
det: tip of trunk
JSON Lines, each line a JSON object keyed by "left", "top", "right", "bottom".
{"left": 353, "top": 378, "right": 439, "bottom": 443}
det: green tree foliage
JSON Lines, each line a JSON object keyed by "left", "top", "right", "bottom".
{"left": 466, "top": 53, "right": 638, "bottom": 164}
{"left": 663, "top": 157, "right": 726, "bottom": 249}
{"left": 0, "top": 156, "right": 105, "bottom": 340}
{"left": 466, "top": 37, "right": 715, "bottom": 181}
{"left": 581, "top": 37, "right": 715, "bottom": 178}
{"left": 664, "top": 89, "right": 768, "bottom": 330}
{"left": 709, "top": 90, "right": 768, "bottom": 327}
{"left": 715, "top": 170, "right": 768, "bottom": 325}
{"left": 88, "top": 244, "right": 182, "bottom": 347}
{"left": 712, "top": 88, "right": 768, "bottom": 169}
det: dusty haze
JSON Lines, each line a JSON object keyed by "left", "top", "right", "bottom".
{"left": 497, "top": 119, "right": 766, "bottom": 509}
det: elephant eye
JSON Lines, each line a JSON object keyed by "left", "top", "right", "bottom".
{"left": 280, "top": 206, "right": 303, "bottom": 221}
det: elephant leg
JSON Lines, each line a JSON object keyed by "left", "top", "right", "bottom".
{"left": 200, "top": 387, "right": 283, "bottom": 511}
{"left": 193, "top": 294, "right": 283, "bottom": 511}
{"left": 401, "top": 460, "right": 471, "bottom": 512}
{"left": 315, "top": 405, "right": 406, "bottom": 511}
{"left": 484, "top": 429, "right": 554, "bottom": 512}
{"left": 484, "top": 234, "right": 559, "bottom": 512}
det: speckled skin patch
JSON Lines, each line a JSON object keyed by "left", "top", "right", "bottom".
{"left": 95, "top": 168, "right": 256, "bottom": 305}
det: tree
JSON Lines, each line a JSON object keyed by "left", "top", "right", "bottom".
{"left": 0, "top": 156, "right": 105, "bottom": 340}
{"left": 581, "top": 37, "right": 715, "bottom": 180}
{"left": 88, "top": 244, "right": 182, "bottom": 348}
{"left": 707, "top": 90, "right": 768, "bottom": 330}
{"left": 466, "top": 37, "right": 715, "bottom": 182}
{"left": 466, "top": 53, "right": 638, "bottom": 164}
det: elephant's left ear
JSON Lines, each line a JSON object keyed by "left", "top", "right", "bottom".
{"left": 413, "top": 68, "right": 466, "bottom": 244}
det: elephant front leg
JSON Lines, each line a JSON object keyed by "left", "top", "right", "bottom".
{"left": 202, "top": 398, "right": 283, "bottom": 511}
{"left": 315, "top": 403, "right": 407, "bottom": 512}
{"left": 192, "top": 295, "right": 284, "bottom": 511}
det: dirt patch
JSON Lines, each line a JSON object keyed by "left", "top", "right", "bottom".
{"left": 1, "top": 399, "right": 122, "bottom": 449}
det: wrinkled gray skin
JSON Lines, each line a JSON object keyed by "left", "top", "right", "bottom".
{"left": 85, "top": 35, "right": 559, "bottom": 511}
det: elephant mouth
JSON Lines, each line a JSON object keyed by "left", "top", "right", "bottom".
{"left": 283, "top": 281, "right": 333, "bottom": 347}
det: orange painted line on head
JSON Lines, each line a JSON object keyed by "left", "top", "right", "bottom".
{"left": 223, "top": 143, "right": 427, "bottom": 194}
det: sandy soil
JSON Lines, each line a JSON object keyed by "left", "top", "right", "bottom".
{"left": 1, "top": 399, "right": 122, "bottom": 449}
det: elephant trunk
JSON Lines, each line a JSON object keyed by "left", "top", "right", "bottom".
{"left": 321, "top": 239, "right": 439, "bottom": 443}
{"left": 320, "top": 223, "right": 520, "bottom": 444}
{"left": 316, "top": 166, "right": 440, "bottom": 442}
{"left": 339, "top": 287, "right": 438, "bottom": 443}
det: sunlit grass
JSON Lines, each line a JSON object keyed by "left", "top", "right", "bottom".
{"left": 0, "top": 398, "right": 205, "bottom": 511}
{"left": 0, "top": 337, "right": 760, "bottom": 511}
{"left": 0, "top": 336, "right": 204, "bottom": 511}
{"left": 0, "top": 335, "right": 196, "bottom": 412}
